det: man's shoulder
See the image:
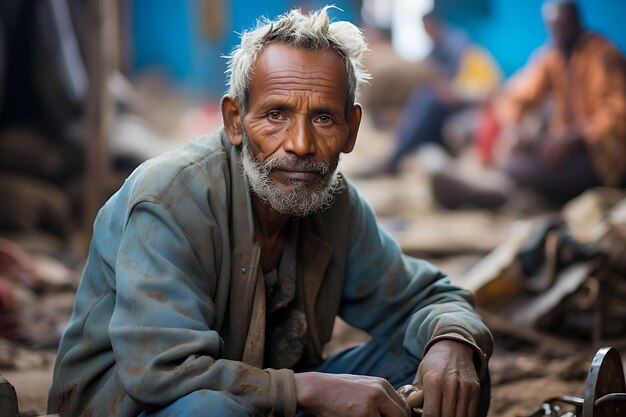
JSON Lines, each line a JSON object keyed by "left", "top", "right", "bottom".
{"left": 141, "top": 130, "right": 228, "bottom": 176}
{"left": 579, "top": 32, "right": 624, "bottom": 59}
{"left": 581, "top": 32, "right": 618, "bottom": 48}
{"left": 118, "top": 129, "right": 233, "bottom": 209}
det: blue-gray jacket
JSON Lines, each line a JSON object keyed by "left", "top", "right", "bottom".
{"left": 48, "top": 129, "right": 492, "bottom": 417}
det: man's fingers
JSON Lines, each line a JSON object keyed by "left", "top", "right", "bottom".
{"left": 440, "top": 382, "right": 458, "bottom": 417}
{"left": 396, "top": 385, "right": 424, "bottom": 409}
{"left": 454, "top": 384, "right": 473, "bottom": 417}
{"left": 376, "top": 388, "right": 411, "bottom": 417}
{"left": 367, "top": 380, "right": 409, "bottom": 417}
{"left": 467, "top": 386, "right": 481, "bottom": 417}
{"left": 406, "top": 389, "right": 424, "bottom": 408}
{"left": 421, "top": 385, "right": 442, "bottom": 417}
{"left": 381, "top": 382, "right": 412, "bottom": 417}
{"left": 378, "top": 395, "right": 412, "bottom": 417}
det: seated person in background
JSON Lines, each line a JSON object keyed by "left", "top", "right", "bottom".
{"left": 47, "top": 7, "right": 492, "bottom": 417}
{"left": 361, "top": 10, "right": 501, "bottom": 177}
{"left": 431, "top": 0, "right": 626, "bottom": 210}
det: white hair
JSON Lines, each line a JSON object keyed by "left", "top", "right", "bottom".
{"left": 225, "top": 6, "right": 370, "bottom": 110}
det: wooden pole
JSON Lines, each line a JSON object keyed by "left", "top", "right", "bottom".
{"left": 83, "top": 0, "right": 117, "bottom": 246}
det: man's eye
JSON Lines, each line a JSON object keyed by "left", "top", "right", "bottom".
{"left": 268, "top": 111, "right": 281, "bottom": 120}
{"left": 318, "top": 115, "right": 331, "bottom": 124}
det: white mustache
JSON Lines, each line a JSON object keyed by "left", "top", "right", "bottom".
{"left": 259, "top": 154, "right": 330, "bottom": 176}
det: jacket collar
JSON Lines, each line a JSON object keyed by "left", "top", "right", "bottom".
{"left": 299, "top": 216, "right": 333, "bottom": 356}
{"left": 220, "top": 130, "right": 334, "bottom": 362}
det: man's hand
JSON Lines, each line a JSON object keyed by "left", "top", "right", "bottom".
{"left": 294, "top": 372, "right": 412, "bottom": 417}
{"left": 414, "top": 340, "right": 481, "bottom": 417}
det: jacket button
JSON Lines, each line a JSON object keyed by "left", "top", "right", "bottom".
{"left": 241, "top": 267, "right": 247, "bottom": 273}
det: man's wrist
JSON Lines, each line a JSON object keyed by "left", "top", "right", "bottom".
{"left": 424, "top": 333, "right": 488, "bottom": 380}
{"left": 294, "top": 372, "right": 317, "bottom": 411}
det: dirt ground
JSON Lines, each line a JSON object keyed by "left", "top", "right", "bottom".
{"left": 1, "top": 109, "right": 623, "bottom": 417}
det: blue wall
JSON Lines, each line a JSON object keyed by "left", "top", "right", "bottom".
{"left": 130, "top": 0, "right": 626, "bottom": 97}
{"left": 443, "top": 0, "right": 626, "bottom": 76}
{"left": 131, "top": 0, "right": 359, "bottom": 100}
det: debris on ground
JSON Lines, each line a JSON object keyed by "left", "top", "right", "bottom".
{"left": 463, "top": 188, "right": 626, "bottom": 351}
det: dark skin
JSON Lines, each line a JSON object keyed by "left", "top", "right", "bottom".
{"left": 222, "top": 42, "right": 480, "bottom": 417}
{"left": 544, "top": 1, "right": 583, "bottom": 55}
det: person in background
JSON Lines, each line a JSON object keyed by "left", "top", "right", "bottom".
{"left": 431, "top": 0, "right": 626, "bottom": 209}
{"left": 48, "top": 7, "right": 492, "bottom": 417}
{"left": 360, "top": 10, "right": 501, "bottom": 177}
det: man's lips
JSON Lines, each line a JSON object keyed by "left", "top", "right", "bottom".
{"left": 272, "top": 169, "right": 321, "bottom": 183}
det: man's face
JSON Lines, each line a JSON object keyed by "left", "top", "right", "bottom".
{"left": 544, "top": 4, "right": 580, "bottom": 50}
{"left": 238, "top": 43, "right": 360, "bottom": 216}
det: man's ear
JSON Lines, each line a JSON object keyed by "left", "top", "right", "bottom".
{"left": 342, "top": 103, "right": 362, "bottom": 154}
{"left": 221, "top": 95, "right": 244, "bottom": 146}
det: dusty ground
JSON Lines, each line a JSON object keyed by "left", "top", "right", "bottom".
{"left": 1, "top": 109, "right": 621, "bottom": 417}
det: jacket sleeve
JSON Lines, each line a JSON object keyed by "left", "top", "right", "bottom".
{"left": 109, "top": 200, "right": 296, "bottom": 416}
{"left": 339, "top": 186, "right": 493, "bottom": 378}
{"left": 581, "top": 43, "right": 626, "bottom": 186}
{"left": 581, "top": 42, "right": 626, "bottom": 144}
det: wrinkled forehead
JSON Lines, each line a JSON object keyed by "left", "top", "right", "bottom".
{"left": 248, "top": 43, "right": 350, "bottom": 103}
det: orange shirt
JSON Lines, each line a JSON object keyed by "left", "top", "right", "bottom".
{"left": 499, "top": 33, "right": 626, "bottom": 186}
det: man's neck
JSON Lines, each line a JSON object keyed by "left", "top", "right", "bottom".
{"left": 251, "top": 194, "right": 291, "bottom": 272}
{"left": 558, "top": 30, "right": 584, "bottom": 60}
{"left": 251, "top": 194, "right": 290, "bottom": 239}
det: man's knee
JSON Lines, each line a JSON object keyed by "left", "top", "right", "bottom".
{"left": 313, "top": 339, "right": 420, "bottom": 388}
{"left": 139, "top": 389, "right": 255, "bottom": 417}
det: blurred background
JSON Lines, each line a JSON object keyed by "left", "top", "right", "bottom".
{"left": 1, "top": 0, "right": 625, "bottom": 416}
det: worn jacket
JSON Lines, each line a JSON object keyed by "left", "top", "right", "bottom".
{"left": 48, "top": 129, "right": 493, "bottom": 417}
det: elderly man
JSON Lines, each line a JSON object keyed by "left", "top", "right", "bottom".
{"left": 48, "top": 7, "right": 492, "bottom": 417}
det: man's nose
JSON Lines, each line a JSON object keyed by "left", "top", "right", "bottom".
{"left": 284, "top": 118, "right": 316, "bottom": 157}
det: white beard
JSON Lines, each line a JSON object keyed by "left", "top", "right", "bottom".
{"left": 240, "top": 131, "right": 341, "bottom": 217}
